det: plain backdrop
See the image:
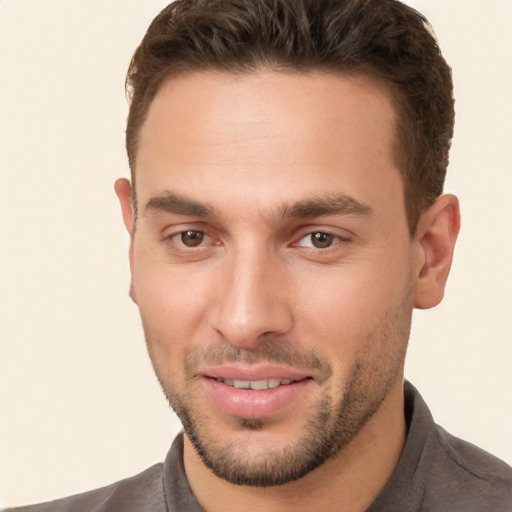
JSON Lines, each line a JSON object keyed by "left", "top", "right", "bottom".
{"left": 1, "top": 0, "right": 511, "bottom": 507}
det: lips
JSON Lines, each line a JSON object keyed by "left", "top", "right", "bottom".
{"left": 201, "top": 365, "right": 314, "bottom": 419}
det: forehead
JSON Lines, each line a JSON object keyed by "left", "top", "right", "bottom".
{"left": 135, "top": 70, "right": 403, "bottom": 221}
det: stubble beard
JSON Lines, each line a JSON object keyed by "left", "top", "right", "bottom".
{"left": 147, "top": 297, "right": 411, "bottom": 488}
{"left": 172, "top": 366, "right": 395, "bottom": 487}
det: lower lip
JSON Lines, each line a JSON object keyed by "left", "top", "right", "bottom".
{"left": 202, "top": 378, "right": 313, "bottom": 419}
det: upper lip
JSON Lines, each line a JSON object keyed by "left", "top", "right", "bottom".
{"left": 201, "top": 364, "right": 312, "bottom": 382}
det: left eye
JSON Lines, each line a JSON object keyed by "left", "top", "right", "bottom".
{"left": 178, "top": 230, "right": 206, "bottom": 247}
{"left": 297, "top": 232, "right": 340, "bottom": 249}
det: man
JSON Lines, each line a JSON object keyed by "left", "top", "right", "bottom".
{"left": 7, "top": 0, "right": 512, "bottom": 511}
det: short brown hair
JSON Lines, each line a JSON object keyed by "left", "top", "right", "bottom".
{"left": 126, "top": 0, "right": 454, "bottom": 233}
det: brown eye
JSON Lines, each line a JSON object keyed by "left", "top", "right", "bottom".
{"left": 180, "top": 230, "right": 205, "bottom": 247}
{"left": 310, "top": 232, "right": 335, "bottom": 249}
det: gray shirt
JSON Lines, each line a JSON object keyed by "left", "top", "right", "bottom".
{"left": 7, "top": 382, "right": 512, "bottom": 511}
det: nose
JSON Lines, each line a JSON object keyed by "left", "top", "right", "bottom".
{"left": 209, "top": 246, "right": 293, "bottom": 348}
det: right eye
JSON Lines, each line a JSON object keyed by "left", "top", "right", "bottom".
{"left": 177, "top": 230, "right": 206, "bottom": 247}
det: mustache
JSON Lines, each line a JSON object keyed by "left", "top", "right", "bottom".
{"left": 184, "top": 337, "right": 333, "bottom": 383}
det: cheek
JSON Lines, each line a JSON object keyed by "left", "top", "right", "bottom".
{"left": 131, "top": 251, "right": 214, "bottom": 374}
{"left": 293, "top": 256, "right": 413, "bottom": 353}
{"left": 132, "top": 241, "right": 210, "bottom": 321}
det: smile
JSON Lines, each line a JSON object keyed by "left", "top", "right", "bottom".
{"left": 214, "top": 377, "right": 298, "bottom": 390}
{"left": 204, "top": 375, "right": 314, "bottom": 418}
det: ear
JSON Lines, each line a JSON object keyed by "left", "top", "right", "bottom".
{"left": 114, "top": 178, "right": 137, "bottom": 303}
{"left": 114, "top": 178, "right": 134, "bottom": 234}
{"left": 413, "top": 194, "right": 460, "bottom": 309}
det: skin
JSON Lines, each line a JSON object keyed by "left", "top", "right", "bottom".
{"left": 115, "top": 70, "right": 460, "bottom": 512}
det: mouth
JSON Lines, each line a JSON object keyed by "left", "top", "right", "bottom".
{"left": 212, "top": 376, "right": 308, "bottom": 390}
{"left": 201, "top": 368, "right": 315, "bottom": 419}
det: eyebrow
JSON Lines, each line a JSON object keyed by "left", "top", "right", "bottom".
{"left": 276, "top": 194, "right": 374, "bottom": 221}
{"left": 144, "top": 192, "right": 215, "bottom": 218}
{"left": 143, "top": 191, "right": 373, "bottom": 222}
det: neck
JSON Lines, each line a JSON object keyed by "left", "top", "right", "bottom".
{"left": 184, "top": 379, "right": 406, "bottom": 512}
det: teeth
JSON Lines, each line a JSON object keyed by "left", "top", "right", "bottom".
{"left": 219, "top": 378, "right": 296, "bottom": 390}
{"left": 249, "top": 380, "right": 269, "bottom": 390}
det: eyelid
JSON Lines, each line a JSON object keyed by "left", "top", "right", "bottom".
{"left": 160, "top": 220, "right": 208, "bottom": 238}
{"left": 294, "top": 224, "right": 352, "bottom": 241}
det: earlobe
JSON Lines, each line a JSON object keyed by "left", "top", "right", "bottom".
{"left": 413, "top": 194, "right": 460, "bottom": 309}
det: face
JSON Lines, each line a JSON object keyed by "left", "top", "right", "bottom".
{"left": 123, "top": 71, "right": 416, "bottom": 486}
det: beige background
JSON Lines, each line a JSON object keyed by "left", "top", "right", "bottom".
{"left": 1, "top": 0, "right": 511, "bottom": 507}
